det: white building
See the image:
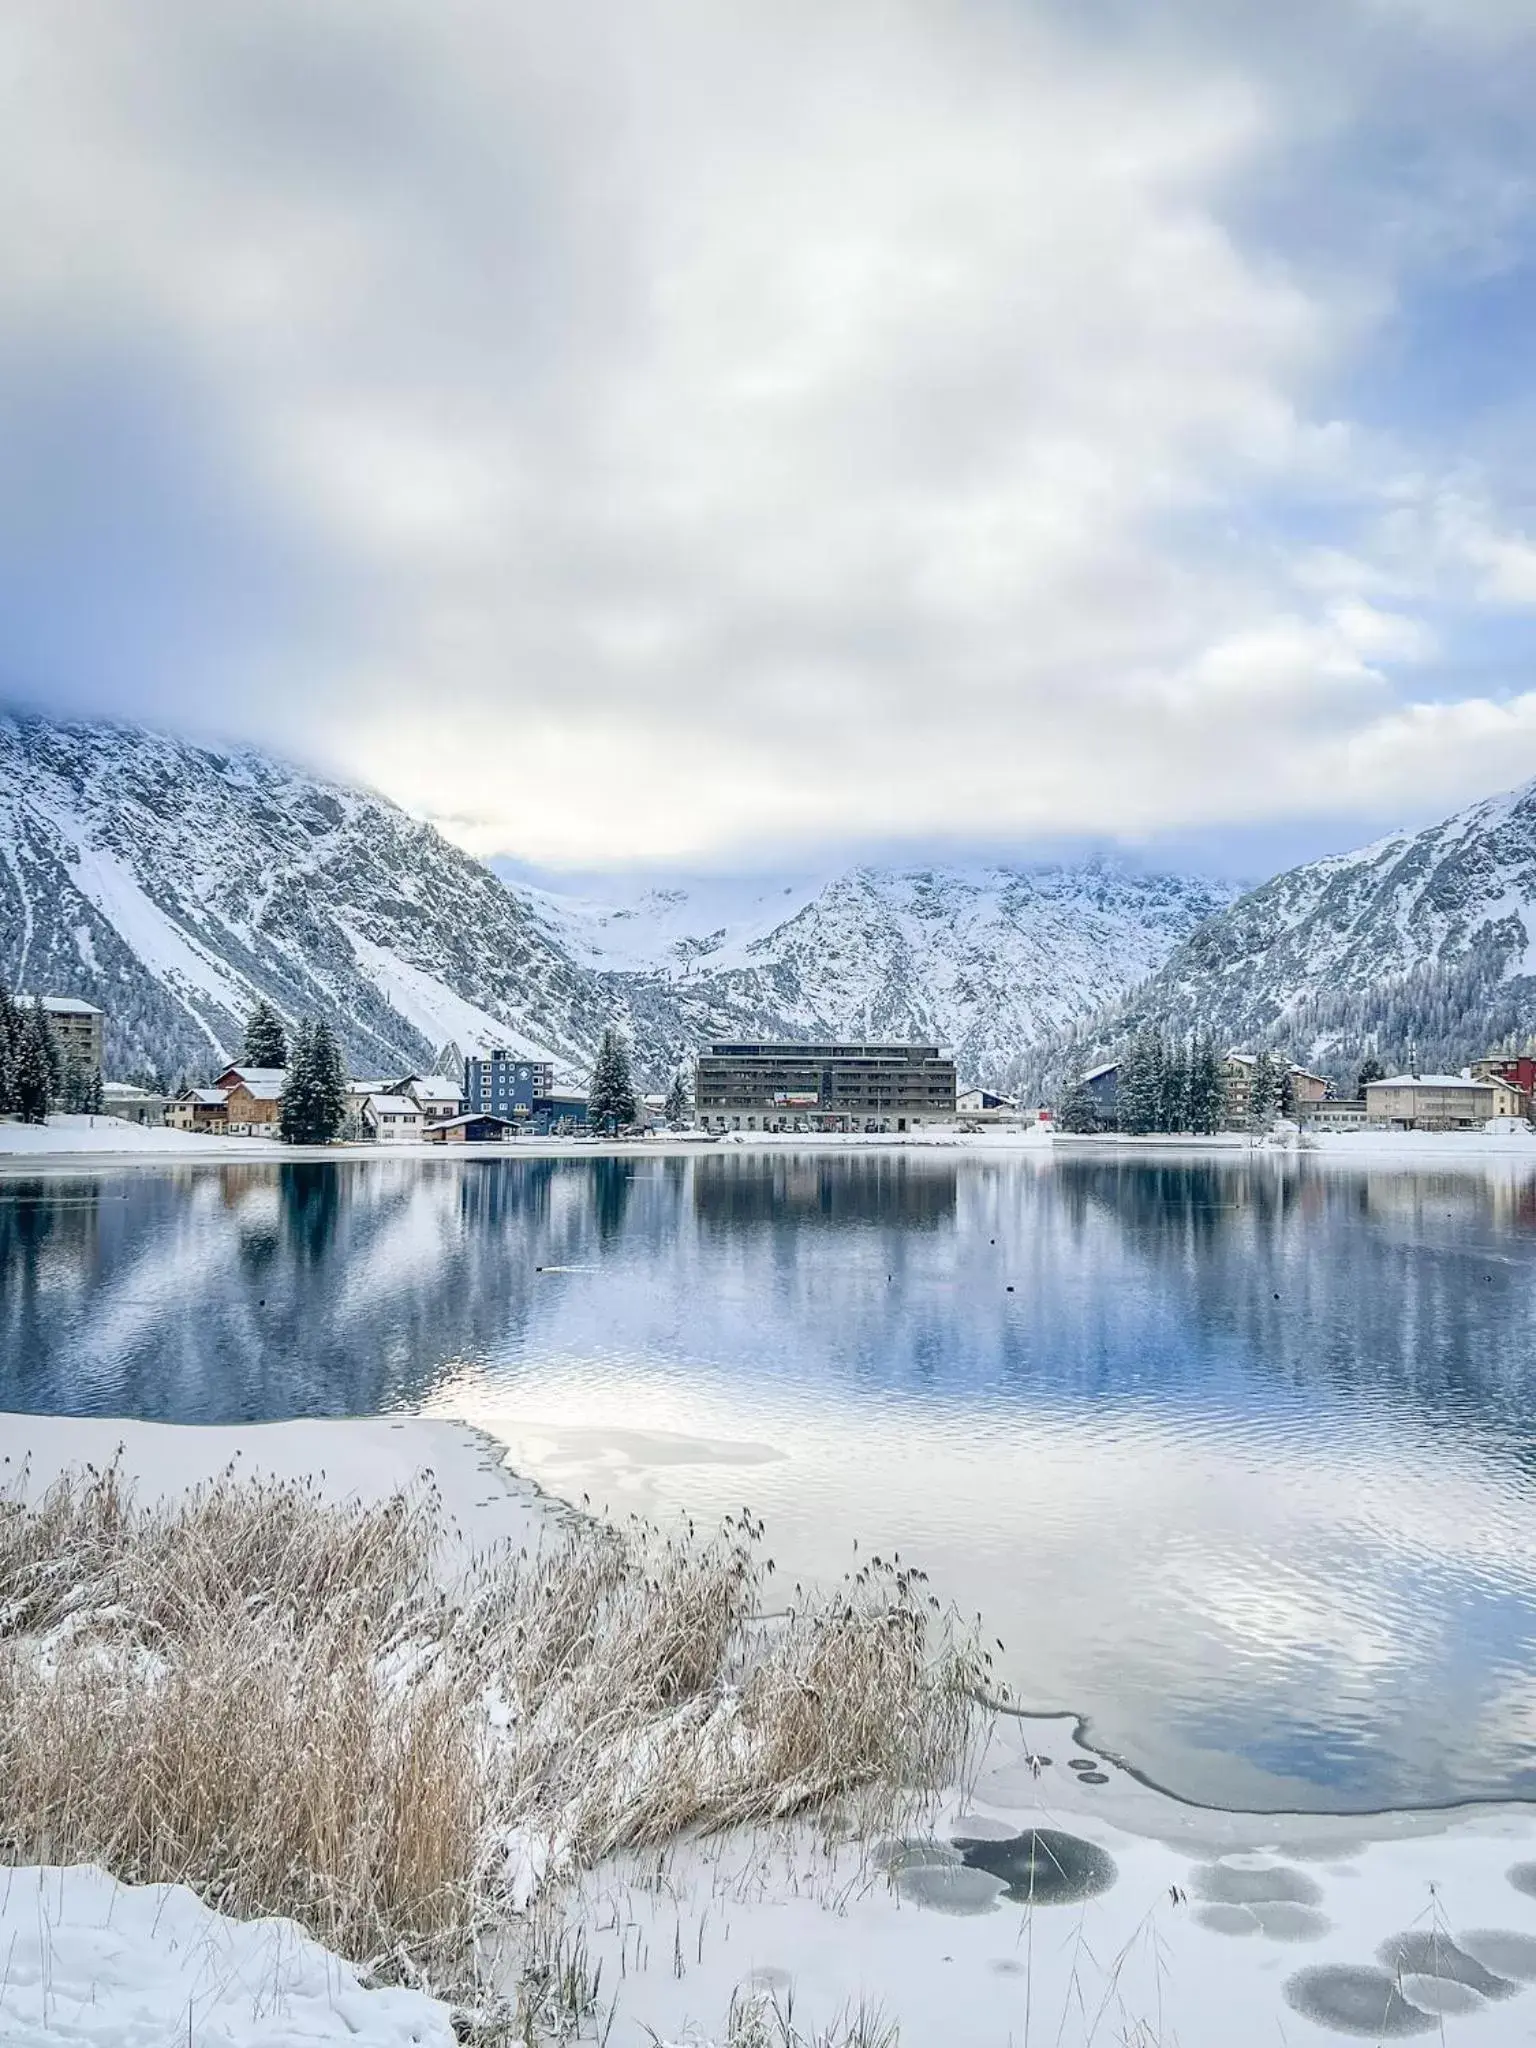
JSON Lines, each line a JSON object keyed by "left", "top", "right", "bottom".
{"left": 406, "top": 1075, "right": 463, "bottom": 1123}
{"left": 361, "top": 1093, "right": 424, "bottom": 1142}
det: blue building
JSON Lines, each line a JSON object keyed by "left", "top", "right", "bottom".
{"left": 1082, "top": 1061, "right": 1119, "bottom": 1117}
{"left": 464, "top": 1053, "right": 553, "bottom": 1118}
{"left": 463, "top": 1052, "right": 587, "bottom": 1132}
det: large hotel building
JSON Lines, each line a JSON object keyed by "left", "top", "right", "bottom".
{"left": 694, "top": 1042, "right": 957, "bottom": 1132}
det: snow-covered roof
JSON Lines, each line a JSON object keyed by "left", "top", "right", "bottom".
{"left": 103, "top": 1083, "right": 157, "bottom": 1099}
{"left": 409, "top": 1076, "right": 461, "bottom": 1102}
{"left": 365, "top": 1094, "right": 421, "bottom": 1116}
{"left": 1080, "top": 1062, "right": 1117, "bottom": 1082}
{"left": 428, "top": 1112, "right": 514, "bottom": 1130}
{"left": 39, "top": 996, "right": 102, "bottom": 1016}
{"left": 188, "top": 1088, "right": 228, "bottom": 1106}
{"left": 231, "top": 1079, "right": 283, "bottom": 1102}
{"left": 223, "top": 1066, "right": 285, "bottom": 1086}
{"left": 1367, "top": 1073, "right": 1494, "bottom": 1090}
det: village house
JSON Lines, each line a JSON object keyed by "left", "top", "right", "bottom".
{"left": 360, "top": 1093, "right": 424, "bottom": 1142}
{"left": 210, "top": 1064, "right": 285, "bottom": 1135}
{"left": 422, "top": 1112, "right": 516, "bottom": 1144}
{"left": 405, "top": 1075, "right": 464, "bottom": 1123}
{"left": 958, "top": 1087, "right": 1017, "bottom": 1116}
{"left": 167, "top": 1087, "right": 231, "bottom": 1132}
{"left": 103, "top": 1082, "right": 167, "bottom": 1127}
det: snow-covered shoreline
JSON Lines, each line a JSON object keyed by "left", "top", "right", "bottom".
{"left": 9, "top": 1412, "right": 1536, "bottom": 2043}
{"left": 7, "top": 1111, "right": 1536, "bottom": 1168}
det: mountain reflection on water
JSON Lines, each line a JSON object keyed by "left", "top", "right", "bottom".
{"left": 5, "top": 1147, "right": 1536, "bottom": 1813}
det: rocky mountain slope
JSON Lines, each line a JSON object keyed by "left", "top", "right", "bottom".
{"left": 0, "top": 711, "right": 1236, "bottom": 1090}
{"left": 0, "top": 714, "right": 615, "bottom": 1083}
{"left": 532, "top": 863, "right": 1240, "bottom": 1091}
{"left": 1029, "top": 777, "right": 1536, "bottom": 1093}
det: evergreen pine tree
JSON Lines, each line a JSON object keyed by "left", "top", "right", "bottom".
{"left": 1187, "top": 1035, "right": 1222, "bottom": 1134}
{"left": 40, "top": 1011, "right": 64, "bottom": 1100}
{"left": 1248, "top": 1050, "right": 1279, "bottom": 1131}
{"left": 1159, "top": 1036, "right": 1190, "bottom": 1133}
{"left": 663, "top": 1066, "right": 691, "bottom": 1128}
{"left": 1355, "top": 1055, "right": 1386, "bottom": 1094}
{"left": 82, "top": 1067, "right": 104, "bottom": 1115}
{"left": 0, "top": 981, "right": 18, "bottom": 1114}
{"left": 587, "top": 1027, "right": 639, "bottom": 1131}
{"left": 15, "top": 1004, "right": 55, "bottom": 1124}
{"left": 241, "top": 998, "right": 289, "bottom": 1069}
{"left": 1118, "top": 1030, "right": 1164, "bottom": 1135}
{"left": 1056, "top": 1080, "right": 1099, "bottom": 1133}
{"left": 279, "top": 1022, "right": 317, "bottom": 1144}
{"left": 308, "top": 1021, "right": 347, "bottom": 1142}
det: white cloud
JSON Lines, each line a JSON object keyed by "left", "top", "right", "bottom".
{"left": 2, "top": 0, "right": 1535, "bottom": 860}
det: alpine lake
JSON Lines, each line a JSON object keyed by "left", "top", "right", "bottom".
{"left": 6, "top": 1141, "right": 1536, "bottom": 1817}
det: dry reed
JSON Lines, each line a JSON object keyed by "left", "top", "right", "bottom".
{"left": 0, "top": 1457, "right": 984, "bottom": 2014}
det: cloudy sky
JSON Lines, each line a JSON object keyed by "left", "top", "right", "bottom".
{"left": 3, "top": 0, "right": 1535, "bottom": 873}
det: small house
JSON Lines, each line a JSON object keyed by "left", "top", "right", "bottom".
{"left": 167, "top": 1087, "right": 230, "bottom": 1131}
{"left": 361, "top": 1093, "right": 424, "bottom": 1142}
{"left": 211, "top": 1065, "right": 285, "bottom": 1134}
{"left": 423, "top": 1112, "right": 516, "bottom": 1144}
{"left": 958, "top": 1087, "right": 1017, "bottom": 1115}
{"left": 1080, "top": 1062, "right": 1119, "bottom": 1116}
{"left": 407, "top": 1075, "right": 464, "bottom": 1123}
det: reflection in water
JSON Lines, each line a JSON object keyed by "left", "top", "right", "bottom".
{"left": 4, "top": 1148, "right": 1536, "bottom": 1813}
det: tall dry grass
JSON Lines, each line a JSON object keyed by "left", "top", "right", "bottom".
{"left": 0, "top": 1457, "right": 984, "bottom": 2010}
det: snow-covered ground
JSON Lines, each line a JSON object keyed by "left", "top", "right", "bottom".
{"left": 9, "top": 1414, "right": 1536, "bottom": 2043}
{"left": 10, "top": 1113, "right": 1536, "bottom": 1169}
{"left": 0, "top": 1864, "right": 455, "bottom": 2048}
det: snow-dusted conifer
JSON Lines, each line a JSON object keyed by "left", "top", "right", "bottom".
{"left": 663, "top": 1066, "right": 691, "bottom": 1127}
{"left": 1056, "top": 1080, "right": 1099, "bottom": 1133}
{"left": 308, "top": 1022, "right": 347, "bottom": 1142}
{"left": 1248, "top": 1050, "right": 1279, "bottom": 1131}
{"left": 241, "top": 998, "right": 288, "bottom": 1069}
{"left": 1187, "top": 1035, "right": 1222, "bottom": 1133}
{"left": 0, "top": 982, "right": 18, "bottom": 1113}
{"left": 587, "top": 1027, "right": 639, "bottom": 1131}
{"left": 15, "top": 1004, "right": 55, "bottom": 1124}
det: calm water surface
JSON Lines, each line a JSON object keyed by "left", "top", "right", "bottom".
{"left": 5, "top": 1147, "right": 1536, "bottom": 1814}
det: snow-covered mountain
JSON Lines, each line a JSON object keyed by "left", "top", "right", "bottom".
{"left": 529, "top": 862, "right": 1241, "bottom": 1088}
{"left": 0, "top": 714, "right": 615, "bottom": 1084}
{"left": 1047, "top": 776, "right": 1536, "bottom": 1088}
{"left": 0, "top": 711, "right": 1236, "bottom": 1089}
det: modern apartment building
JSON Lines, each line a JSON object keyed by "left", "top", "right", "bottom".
{"left": 39, "top": 996, "right": 104, "bottom": 1074}
{"left": 463, "top": 1052, "right": 554, "bottom": 1118}
{"left": 694, "top": 1042, "right": 957, "bottom": 1132}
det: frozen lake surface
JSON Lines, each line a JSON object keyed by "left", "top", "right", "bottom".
{"left": 5, "top": 1145, "right": 1536, "bottom": 1814}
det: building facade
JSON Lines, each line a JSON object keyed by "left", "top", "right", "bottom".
{"left": 39, "top": 997, "right": 104, "bottom": 1074}
{"left": 1220, "top": 1053, "right": 1328, "bottom": 1128}
{"left": 464, "top": 1053, "right": 555, "bottom": 1118}
{"left": 694, "top": 1042, "right": 957, "bottom": 1132}
{"left": 1365, "top": 1074, "right": 1510, "bottom": 1130}
{"left": 211, "top": 1064, "right": 285, "bottom": 1134}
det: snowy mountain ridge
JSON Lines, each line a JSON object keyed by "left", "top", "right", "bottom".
{"left": 1039, "top": 772, "right": 1536, "bottom": 1090}
{"left": 555, "top": 862, "right": 1242, "bottom": 1089}
{"left": 0, "top": 711, "right": 1237, "bottom": 1089}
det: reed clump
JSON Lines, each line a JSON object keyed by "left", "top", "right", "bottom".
{"left": 0, "top": 1458, "right": 984, "bottom": 2005}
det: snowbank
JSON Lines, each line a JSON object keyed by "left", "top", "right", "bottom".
{"left": 12, "top": 1415, "right": 1536, "bottom": 2043}
{"left": 0, "top": 1863, "right": 454, "bottom": 2047}
{"left": 2, "top": 1413, "right": 549, "bottom": 1570}
{"left": 0, "top": 1114, "right": 287, "bottom": 1157}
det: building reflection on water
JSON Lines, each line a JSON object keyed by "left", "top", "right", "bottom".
{"left": 7, "top": 1148, "right": 1536, "bottom": 1810}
